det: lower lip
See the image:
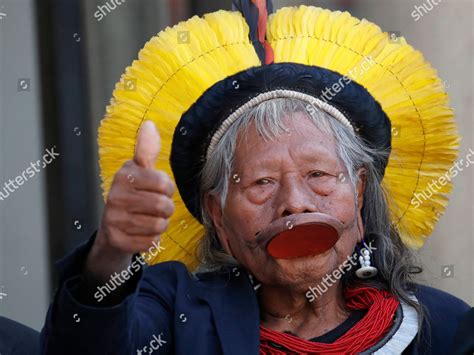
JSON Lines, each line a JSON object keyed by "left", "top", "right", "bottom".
{"left": 266, "top": 223, "right": 339, "bottom": 259}
{"left": 254, "top": 212, "right": 343, "bottom": 259}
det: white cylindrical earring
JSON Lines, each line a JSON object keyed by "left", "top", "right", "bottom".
{"left": 355, "top": 243, "right": 378, "bottom": 279}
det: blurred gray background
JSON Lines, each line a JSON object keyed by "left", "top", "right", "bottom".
{"left": 0, "top": 0, "right": 472, "bottom": 331}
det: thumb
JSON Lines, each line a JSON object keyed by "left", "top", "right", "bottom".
{"left": 134, "top": 120, "right": 161, "bottom": 169}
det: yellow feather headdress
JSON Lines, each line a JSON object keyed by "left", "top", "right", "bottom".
{"left": 98, "top": 6, "right": 459, "bottom": 270}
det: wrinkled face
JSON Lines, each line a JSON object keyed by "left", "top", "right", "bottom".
{"left": 206, "top": 112, "right": 365, "bottom": 292}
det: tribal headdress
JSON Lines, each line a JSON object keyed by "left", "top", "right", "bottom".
{"left": 98, "top": 0, "right": 459, "bottom": 269}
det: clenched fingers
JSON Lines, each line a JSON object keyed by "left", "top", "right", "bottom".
{"left": 118, "top": 162, "right": 175, "bottom": 197}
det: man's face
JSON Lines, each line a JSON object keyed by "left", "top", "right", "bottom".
{"left": 207, "top": 112, "right": 365, "bottom": 292}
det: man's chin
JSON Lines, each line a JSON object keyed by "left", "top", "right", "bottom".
{"left": 259, "top": 251, "right": 339, "bottom": 288}
{"left": 241, "top": 246, "right": 339, "bottom": 287}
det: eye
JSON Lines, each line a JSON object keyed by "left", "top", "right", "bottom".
{"left": 255, "top": 178, "right": 271, "bottom": 185}
{"left": 309, "top": 171, "right": 326, "bottom": 178}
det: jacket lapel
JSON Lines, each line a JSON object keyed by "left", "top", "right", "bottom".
{"left": 193, "top": 267, "right": 260, "bottom": 354}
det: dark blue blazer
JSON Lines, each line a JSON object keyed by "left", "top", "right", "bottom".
{"left": 41, "top": 235, "right": 471, "bottom": 355}
{"left": 0, "top": 317, "right": 40, "bottom": 355}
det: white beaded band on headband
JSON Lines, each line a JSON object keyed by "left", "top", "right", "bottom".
{"left": 206, "top": 89, "right": 355, "bottom": 159}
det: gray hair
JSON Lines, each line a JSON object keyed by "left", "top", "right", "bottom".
{"left": 196, "top": 97, "right": 425, "bottom": 330}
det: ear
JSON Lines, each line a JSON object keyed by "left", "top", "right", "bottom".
{"left": 356, "top": 167, "right": 367, "bottom": 210}
{"left": 204, "top": 193, "right": 234, "bottom": 256}
{"left": 355, "top": 167, "right": 367, "bottom": 243}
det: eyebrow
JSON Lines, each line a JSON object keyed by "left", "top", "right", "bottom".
{"left": 240, "top": 143, "right": 338, "bottom": 174}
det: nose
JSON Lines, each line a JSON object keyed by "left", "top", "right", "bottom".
{"left": 276, "top": 174, "right": 318, "bottom": 217}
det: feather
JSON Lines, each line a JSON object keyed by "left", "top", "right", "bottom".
{"left": 267, "top": 6, "right": 459, "bottom": 248}
{"left": 98, "top": 11, "right": 260, "bottom": 269}
{"left": 232, "top": 0, "right": 274, "bottom": 64}
{"left": 98, "top": 6, "right": 459, "bottom": 269}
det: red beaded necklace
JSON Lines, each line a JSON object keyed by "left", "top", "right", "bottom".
{"left": 260, "top": 287, "right": 400, "bottom": 354}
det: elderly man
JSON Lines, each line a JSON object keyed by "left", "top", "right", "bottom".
{"left": 41, "top": 2, "right": 471, "bottom": 354}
